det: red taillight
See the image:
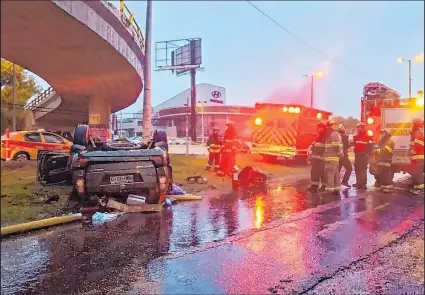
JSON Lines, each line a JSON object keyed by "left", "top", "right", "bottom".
{"left": 254, "top": 117, "right": 262, "bottom": 126}
{"left": 288, "top": 106, "right": 295, "bottom": 113}
{"left": 367, "top": 117, "right": 374, "bottom": 124}
{"left": 367, "top": 130, "right": 374, "bottom": 137}
{"left": 317, "top": 113, "right": 322, "bottom": 119}
{"left": 328, "top": 115, "right": 333, "bottom": 120}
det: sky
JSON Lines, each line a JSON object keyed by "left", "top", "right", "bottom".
{"left": 34, "top": 1, "right": 424, "bottom": 118}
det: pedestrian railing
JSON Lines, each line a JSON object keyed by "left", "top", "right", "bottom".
{"left": 24, "top": 86, "right": 55, "bottom": 111}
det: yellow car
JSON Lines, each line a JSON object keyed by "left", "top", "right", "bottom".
{"left": 1, "top": 131, "right": 72, "bottom": 161}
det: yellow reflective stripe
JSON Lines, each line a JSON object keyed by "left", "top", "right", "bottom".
{"left": 385, "top": 145, "right": 393, "bottom": 152}
{"left": 412, "top": 155, "right": 425, "bottom": 160}
{"left": 415, "top": 139, "right": 424, "bottom": 146}
{"left": 325, "top": 157, "right": 340, "bottom": 161}
{"left": 356, "top": 141, "right": 367, "bottom": 144}
{"left": 314, "top": 143, "right": 325, "bottom": 147}
{"left": 416, "top": 184, "right": 424, "bottom": 189}
{"left": 332, "top": 142, "right": 343, "bottom": 147}
{"left": 376, "top": 149, "right": 381, "bottom": 154}
{"left": 378, "top": 162, "right": 391, "bottom": 167}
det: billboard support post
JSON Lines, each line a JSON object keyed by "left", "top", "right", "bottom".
{"left": 155, "top": 38, "right": 203, "bottom": 143}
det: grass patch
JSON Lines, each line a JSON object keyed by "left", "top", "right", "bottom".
{"left": 1, "top": 161, "right": 72, "bottom": 227}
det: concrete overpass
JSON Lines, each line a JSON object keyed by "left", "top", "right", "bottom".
{"left": 1, "top": 0, "right": 145, "bottom": 131}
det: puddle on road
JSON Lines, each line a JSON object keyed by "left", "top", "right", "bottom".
{"left": 1, "top": 171, "right": 416, "bottom": 295}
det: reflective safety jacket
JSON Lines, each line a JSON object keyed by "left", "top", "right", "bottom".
{"left": 323, "top": 130, "right": 343, "bottom": 162}
{"left": 353, "top": 132, "right": 373, "bottom": 154}
{"left": 206, "top": 135, "right": 222, "bottom": 154}
{"left": 222, "top": 133, "right": 239, "bottom": 153}
{"left": 310, "top": 133, "right": 327, "bottom": 161}
{"left": 375, "top": 137, "right": 394, "bottom": 167}
{"left": 409, "top": 128, "right": 424, "bottom": 161}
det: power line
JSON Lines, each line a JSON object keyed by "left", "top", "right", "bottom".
{"left": 245, "top": 0, "right": 371, "bottom": 77}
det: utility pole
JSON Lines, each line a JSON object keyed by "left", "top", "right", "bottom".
{"left": 185, "top": 97, "right": 189, "bottom": 156}
{"left": 141, "top": 0, "right": 152, "bottom": 143}
{"left": 310, "top": 75, "right": 314, "bottom": 108}
{"left": 12, "top": 63, "right": 17, "bottom": 132}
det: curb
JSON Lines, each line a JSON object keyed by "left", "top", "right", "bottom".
{"left": 1, "top": 214, "right": 82, "bottom": 237}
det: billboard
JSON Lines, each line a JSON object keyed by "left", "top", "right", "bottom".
{"left": 171, "top": 39, "right": 202, "bottom": 75}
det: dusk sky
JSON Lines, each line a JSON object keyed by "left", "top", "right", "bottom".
{"left": 35, "top": 1, "right": 424, "bottom": 118}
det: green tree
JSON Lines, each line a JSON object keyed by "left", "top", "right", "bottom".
{"left": 335, "top": 116, "right": 359, "bottom": 134}
{"left": 1, "top": 58, "right": 41, "bottom": 133}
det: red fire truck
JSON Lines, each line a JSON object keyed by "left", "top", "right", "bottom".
{"left": 250, "top": 103, "right": 332, "bottom": 163}
{"left": 361, "top": 82, "right": 424, "bottom": 173}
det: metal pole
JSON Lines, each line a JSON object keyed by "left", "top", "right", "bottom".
{"left": 141, "top": 0, "right": 152, "bottom": 143}
{"left": 201, "top": 102, "right": 205, "bottom": 144}
{"left": 185, "top": 97, "right": 189, "bottom": 156}
{"left": 408, "top": 59, "right": 412, "bottom": 98}
{"left": 310, "top": 75, "right": 314, "bottom": 108}
{"left": 12, "top": 63, "right": 17, "bottom": 132}
{"left": 190, "top": 68, "right": 197, "bottom": 142}
{"left": 120, "top": 111, "right": 123, "bottom": 137}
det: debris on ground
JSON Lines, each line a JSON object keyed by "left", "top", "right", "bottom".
{"left": 44, "top": 195, "right": 60, "bottom": 204}
{"left": 187, "top": 175, "right": 208, "bottom": 184}
{"left": 170, "top": 184, "right": 186, "bottom": 195}
{"left": 91, "top": 212, "right": 123, "bottom": 225}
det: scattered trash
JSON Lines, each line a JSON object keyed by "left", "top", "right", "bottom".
{"left": 44, "top": 194, "right": 59, "bottom": 204}
{"left": 79, "top": 206, "right": 100, "bottom": 214}
{"left": 164, "top": 198, "right": 177, "bottom": 207}
{"left": 126, "top": 194, "right": 146, "bottom": 205}
{"left": 187, "top": 175, "right": 208, "bottom": 184}
{"left": 106, "top": 198, "right": 162, "bottom": 213}
{"left": 170, "top": 184, "right": 186, "bottom": 195}
{"left": 91, "top": 212, "right": 122, "bottom": 225}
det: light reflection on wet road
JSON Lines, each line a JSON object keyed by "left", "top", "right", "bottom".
{"left": 1, "top": 172, "right": 422, "bottom": 295}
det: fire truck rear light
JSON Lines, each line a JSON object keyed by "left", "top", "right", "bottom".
{"left": 416, "top": 97, "right": 424, "bottom": 107}
{"left": 367, "top": 130, "right": 374, "bottom": 137}
{"left": 294, "top": 107, "right": 300, "bottom": 114}
{"left": 282, "top": 107, "right": 288, "bottom": 112}
{"left": 367, "top": 117, "right": 374, "bottom": 124}
{"left": 288, "top": 106, "right": 295, "bottom": 113}
{"left": 328, "top": 115, "right": 333, "bottom": 120}
{"left": 316, "top": 113, "right": 322, "bottom": 119}
{"left": 254, "top": 117, "right": 263, "bottom": 126}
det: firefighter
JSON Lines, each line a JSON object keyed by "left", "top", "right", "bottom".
{"left": 338, "top": 124, "right": 353, "bottom": 188}
{"left": 409, "top": 118, "right": 424, "bottom": 195}
{"left": 217, "top": 122, "right": 239, "bottom": 177}
{"left": 353, "top": 123, "right": 373, "bottom": 189}
{"left": 306, "top": 122, "right": 327, "bottom": 193}
{"left": 205, "top": 126, "right": 222, "bottom": 171}
{"left": 322, "top": 119, "right": 343, "bottom": 195}
{"left": 374, "top": 129, "right": 394, "bottom": 193}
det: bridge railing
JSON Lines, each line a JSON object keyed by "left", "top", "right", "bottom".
{"left": 24, "top": 86, "right": 54, "bottom": 111}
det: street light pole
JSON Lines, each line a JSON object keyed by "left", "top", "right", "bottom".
{"left": 141, "top": 0, "right": 152, "bottom": 143}
{"left": 408, "top": 59, "right": 412, "bottom": 98}
{"left": 310, "top": 75, "right": 314, "bottom": 108}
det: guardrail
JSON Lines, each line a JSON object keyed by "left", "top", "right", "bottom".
{"left": 115, "top": 0, "right": 145, "bottom": 53}
{"left": 24, "top": 86, "right": 54, "bottom": 111}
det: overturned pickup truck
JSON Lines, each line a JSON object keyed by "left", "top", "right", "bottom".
{"left": 37, "top": 125, "right": 172, "bottom": 206}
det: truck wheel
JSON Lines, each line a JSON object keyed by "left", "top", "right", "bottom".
{"left": 146, "top": 188, "right": 160, "bottom": 204}
{"left": 14, "top": 152, "right": 30, "bottom": 161}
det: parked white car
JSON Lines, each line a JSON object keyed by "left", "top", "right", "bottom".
{"left": 169, "top": 138, "right": 187, "bottom": 145}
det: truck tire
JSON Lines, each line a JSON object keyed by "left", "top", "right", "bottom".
{"left": 73, "top": 125, "right": 89, "bottom": 147}
{"left": 146, "top": 188, "right": 160, "bottom": 204}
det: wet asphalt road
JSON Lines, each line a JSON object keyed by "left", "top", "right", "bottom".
{"left": 1, "top": 171, "right": 424, "bottom": 295}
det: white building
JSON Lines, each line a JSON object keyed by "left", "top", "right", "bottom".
{"left": 113, "top": 83, "right": 227, "bottom": 137}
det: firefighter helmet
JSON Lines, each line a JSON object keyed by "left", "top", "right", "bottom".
{"left": 381, "top": 129, "right": 391, "bottom": 136}
{"left": 412, "top": 118, "right": 424, "bottom": 128}
{"left": 338, "top": 124, "right": 346, "bottom": 133}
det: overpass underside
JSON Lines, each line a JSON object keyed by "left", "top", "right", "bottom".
{"left": 1, "top": 0, "right": 144, "bottom": 131}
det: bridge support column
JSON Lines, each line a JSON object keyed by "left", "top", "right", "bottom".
{"left": 88, "top": 96, "right": 111, "bottom": 141}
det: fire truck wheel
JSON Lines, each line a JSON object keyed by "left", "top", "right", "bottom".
{"left": 14, "top": 152, "right": 30, "bottom": 161}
